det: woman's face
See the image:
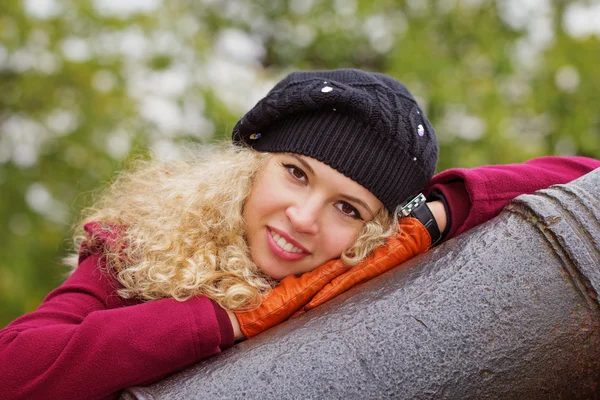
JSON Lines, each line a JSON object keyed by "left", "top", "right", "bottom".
{"left": 243, "top": 153, "right": 383, "bottom": 280}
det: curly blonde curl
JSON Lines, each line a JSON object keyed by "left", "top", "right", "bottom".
{"left": 68, "top": 143, "right": 398, "bottom": 311}
{"left": 342, "top": 207, "right": 398, "bottom": 265}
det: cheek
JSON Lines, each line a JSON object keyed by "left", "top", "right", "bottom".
{"left": 320, "top": 224, "right": 362, "bottom": 258}
{"left": 245, "top": 186, "right": 280, "bottom": 225}
{"left": 246, "top": 166, "right": 286, "bottom": 212}
{"left": 243, "top": 171, "right": 285, "bottom": 237}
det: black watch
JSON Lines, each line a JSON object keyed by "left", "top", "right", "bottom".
{"left": 399, "top": 193, "right": 442, "bottom": 248}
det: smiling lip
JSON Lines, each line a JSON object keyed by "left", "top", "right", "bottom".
{"left": 266, "top": 227, "right": 310, "bottom": 261}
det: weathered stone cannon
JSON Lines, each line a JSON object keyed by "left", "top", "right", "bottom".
{"left": 122, "top": 168, "right": 600, "bottom": 400}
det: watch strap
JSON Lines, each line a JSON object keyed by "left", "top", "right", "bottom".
{"left": 426, "top": 189, "right": 451, "bottom": 240}
{"left": 400, "top": 193, "right": 442, "bottom": 248}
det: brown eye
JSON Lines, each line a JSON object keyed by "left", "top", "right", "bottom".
{"left": 283, "top": 164, "right": 307, "bottom": 183}
{"left": 291, "top": 167, "right": 304, "bottom": 179}
{"left": 336, "top": 202, "right": 362, "bottom": 220}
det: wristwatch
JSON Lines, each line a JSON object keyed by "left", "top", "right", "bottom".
{"left": 399, "top": 193, "right": 442, "bottom": 247}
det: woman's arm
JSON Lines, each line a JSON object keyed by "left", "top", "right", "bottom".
{"left": 0, "top": 253, "right": 234, "bottom": 400}
{"left": 226, "top": 310, "right": 245, "bottom": 341}
{"left": 425, "top": 156, "right": 600, "bottom": 241}
{"left": 425, "top": 200, "right": 448, "bottom": 234}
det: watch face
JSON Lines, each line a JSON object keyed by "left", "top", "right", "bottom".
{"left": 399, "top": 193, "right": 426, "bottom": 217}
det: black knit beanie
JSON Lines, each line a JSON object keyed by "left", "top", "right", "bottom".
{"left": 232, "top": 69, "right": 439, "bottom": 213}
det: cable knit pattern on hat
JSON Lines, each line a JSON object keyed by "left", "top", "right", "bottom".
{"left": 232, "top": 69, "right": 439, "bottom": 212}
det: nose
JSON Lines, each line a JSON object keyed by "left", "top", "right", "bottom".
{"left": 286, "top": 198, "right": 320, "bottom": 236}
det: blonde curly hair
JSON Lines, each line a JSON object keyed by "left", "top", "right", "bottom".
{"left": 68, "top": 143, "right": 398, "bottom": 311}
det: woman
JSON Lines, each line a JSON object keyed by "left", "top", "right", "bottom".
{"left": 0, "top": 69, "right": 597, "bottom": 400}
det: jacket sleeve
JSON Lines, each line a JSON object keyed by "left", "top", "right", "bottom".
{"left": 0, "top": 252, "right": 234, "bottom": 400}
{"left": 425, "top": 156, "right": 600, "bottom": 241}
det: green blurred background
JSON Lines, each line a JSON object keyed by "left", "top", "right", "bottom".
{"left": 1, "top": 0, "right": 599, "bottom": 328}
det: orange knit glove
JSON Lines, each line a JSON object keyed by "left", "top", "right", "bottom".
{"left": 235, "top": 217, "right": 431, "bottom": 338}
{"left": 234, "top": 259, "right": 349, "bottom": 338}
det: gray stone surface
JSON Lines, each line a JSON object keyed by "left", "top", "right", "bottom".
{"left": 123, "top": 168, "right": 600, "bottom": 400}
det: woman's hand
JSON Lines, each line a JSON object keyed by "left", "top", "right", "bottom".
{"left": 234, "top": 259, "right": 349, "bottom": 338}
{"left": 226, "top": 310, "right": 245, "bottom": 342}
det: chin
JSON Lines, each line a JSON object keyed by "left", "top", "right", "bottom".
{"left": 252, "top": 256, "right": 279, "bottom": 279}
{"left": 259, "top": 265, "right": 288, "bottom": 280}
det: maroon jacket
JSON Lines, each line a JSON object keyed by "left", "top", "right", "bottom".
{"left": 426, "top": 156, "right": 600, "bottom": 240}
{"left": 1, "top": 156, "right": 598, "bottom": 400}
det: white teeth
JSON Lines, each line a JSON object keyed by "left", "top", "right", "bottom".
{"left": 276, "top": 236, "right": 287, "bottom": 248}
{"left": 270, "top": 230, "right": 303, "bottom": 253}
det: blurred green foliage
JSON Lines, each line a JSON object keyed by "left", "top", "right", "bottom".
{"left": 1, "top": 0, "right": 599, "bottom": 327}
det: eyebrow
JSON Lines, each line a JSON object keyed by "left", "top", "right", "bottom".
{"left": 289, "top": 154, "right": 377, "bottom": 218}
